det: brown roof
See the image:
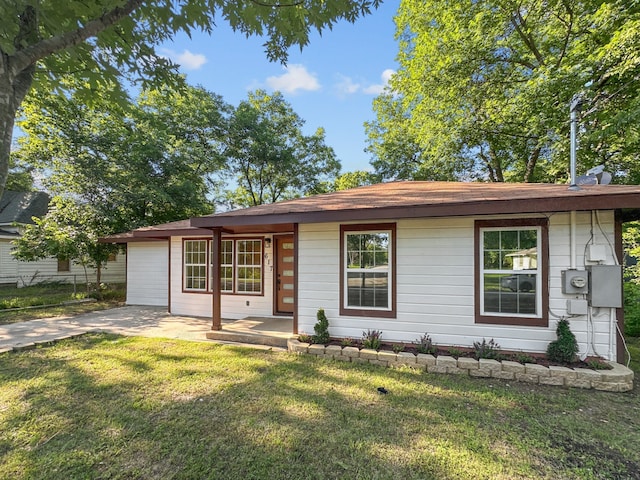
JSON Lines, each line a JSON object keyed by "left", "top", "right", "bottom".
{"left": 102, "top": 181, "right": 640, "bottom": 242}
{"left": 191, "top": 181, "right": 640, "bottom": 229}
{"left": 100, "top": 219, "right": 211, "bottom": 243}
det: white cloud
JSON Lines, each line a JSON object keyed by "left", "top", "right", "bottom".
{"left": 159, "top": 48, "right": 207, "bottom": 70}
{"left": 265, "top": 64, "right": 321, "bottom": 94}
{"left": 362, "top": 69, "right": 396, "bottom": 95}
{"left": 333, "top": 69, "right": 396, "bottom": 96}
{"left": 335, "top": 74, "right": 362, "bottom": 96}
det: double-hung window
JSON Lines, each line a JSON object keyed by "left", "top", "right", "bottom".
{"left": 218, "top": 240, "right": 234, "bottom": 293}
{"left": 236, "top": 239, "right": 262, "bottom": 294}
{"left": 475, "top": 219, "right": 548, "bottom": 326}
{"left": 340, "top": 224, "right": 396, "bottom": 318}
{"left": 184, "top": 239, "right": 208, "bottom": 291}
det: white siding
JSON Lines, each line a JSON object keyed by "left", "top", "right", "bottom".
{"left": 126, "top": 242, "right": 168, "bottom": 306}
{"left": 0, "top": 239, "right": 126, "bottom": 286}
{"left": 298, "top": 211, "right": 621, "bottom": 361}
{"left": 169, "top": 235, "right": 278, "bottom": 319}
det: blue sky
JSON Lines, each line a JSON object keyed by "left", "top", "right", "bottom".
{"left": 158, "top": 1, "right": 400, "bottom": 174}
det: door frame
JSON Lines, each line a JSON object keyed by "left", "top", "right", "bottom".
{"left": 272, "top": 234, "right": 295, "bottom": 316}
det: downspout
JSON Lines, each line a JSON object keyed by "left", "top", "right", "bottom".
{"left": 570, "top": 211, "right": 577, "bottom": 270}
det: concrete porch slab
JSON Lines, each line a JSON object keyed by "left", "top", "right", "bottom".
{"left": 206, "top": 316, "right": 295, "bottom": 348}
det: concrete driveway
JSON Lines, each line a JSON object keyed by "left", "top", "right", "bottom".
{"left": 0, "top": 306, "right": 281, "bottom": 352}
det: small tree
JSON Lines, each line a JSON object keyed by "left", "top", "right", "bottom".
{"left": 546, "top": 319, "right": 579, "bottom": 364}
{"left": 12, "top": 197, "right": 118, "bottom": 296}
{"left": 312, "top": 309, "right": 330, "bottom": 345}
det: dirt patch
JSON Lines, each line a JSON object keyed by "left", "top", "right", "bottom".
{"left": 549, "top": 437, "right": 640, "bottom": 479}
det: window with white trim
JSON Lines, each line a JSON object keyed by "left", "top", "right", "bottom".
{"left": 236, "top": 239, "right": 262, "bottom": 294}
{"left": 341, "top": 224, "right": 395, "bottom": 317}
{"left": 215, "top": 240, "right": 234, "bottom": 293}
{"left": 476, "top": 218, "right": 549, "bottom": 327}
{"left": 184, "top": 240, "right": 208, "bottom": 291}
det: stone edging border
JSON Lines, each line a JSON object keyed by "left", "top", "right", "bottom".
{"left": 288, "top": 339, "right": 634, "bottom": 392}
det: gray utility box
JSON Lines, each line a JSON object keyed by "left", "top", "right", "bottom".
{"left": 587, "top": 265, "right": 622, "bottom": 308}
{"left": 561, "top": 269, "right": 589, "bottom": 294}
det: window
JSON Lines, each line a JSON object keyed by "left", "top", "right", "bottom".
{"left": 218, "top": 240, "right": 234, "bottom": 293}
{"left": 57, "top": 258, "right": 70, "bottom": 272}
{"left": 236, "top": 240, "right": 262, "bottom": 293}
{"left": 340, "top": 224, "right": 396, "bottom": 318}
{"left": 184, "top": 240, "right": 208, "bottom": 291}
{"left": 475, "top": 219, "right": 548, "bottom": 326}
{"left": 183, "top": 238, "right": 263, "bottom": 294}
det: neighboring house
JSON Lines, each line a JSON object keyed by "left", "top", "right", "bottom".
{"left": 103, "top": 181, "right": 640, "bottom": 363}
{"left": 0, "top": 191, "right": 125, "bottom": 286}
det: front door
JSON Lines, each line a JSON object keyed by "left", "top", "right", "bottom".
{"left": 275, "top": 235, "right": 295, "bottom": 314}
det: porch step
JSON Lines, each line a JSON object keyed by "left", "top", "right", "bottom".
{"left": 206, "top": 330, "right": 291, "bottom": 348}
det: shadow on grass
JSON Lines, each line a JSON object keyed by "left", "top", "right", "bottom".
{"left": 1, "top": 333, "right": 639, "bottom": 480}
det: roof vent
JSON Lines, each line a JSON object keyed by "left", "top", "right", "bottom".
{"left": 576, "top": 165, "right": 612, "bottom": 186}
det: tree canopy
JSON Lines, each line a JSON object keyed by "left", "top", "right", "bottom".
{"left": 14, "top": 83, "right": 229, "bottom": 232}
{"left": 222, "top": 90, "right": 341, "bottom": 208}
{"left": 366, "top": 0, "right": 640, "bottom": 183}
{"left": 1, "top": 0, "right": 381, "bottom": 199}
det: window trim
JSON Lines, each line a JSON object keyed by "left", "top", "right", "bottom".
{"left": 340, "top": 223, "right": 396, "bottom": 319}
{"left": 474, "top": 218, "right": 549, "bottom": 327}
{"left": 183, "top": 238, "right": 209, "bottom": 293}
{"left": 234, "top": 238, "right": 264, "bottom": 295}
{"left": 217, "top": 239, "right": 234, "bottom": 293}
{"left": 182, "top": 237, "right": 264, "bottom": 296}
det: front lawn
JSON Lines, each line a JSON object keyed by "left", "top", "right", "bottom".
{"left": 1, "top": 334, "right": 639, "bottom": 479}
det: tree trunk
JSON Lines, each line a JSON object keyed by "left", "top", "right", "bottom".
{"left": 96, "top": 263, "right": 103, "bottom": 300}
{"left": 0, "top": 55, "right": 35, "bottom": 200}
{"left": 523, "top": 146, "right": 541, "bottom": 183}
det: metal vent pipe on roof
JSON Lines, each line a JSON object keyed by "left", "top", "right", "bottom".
{"left": 568, "top": 94, "right": 583, "bottom": 191}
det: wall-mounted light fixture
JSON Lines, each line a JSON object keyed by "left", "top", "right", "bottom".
{"left": 264, "top": 238, "right": 272, "bottom": 249}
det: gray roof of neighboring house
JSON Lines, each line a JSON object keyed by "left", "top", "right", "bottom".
{"left": 0, "top": 191, "right": 50, "bottom": 226}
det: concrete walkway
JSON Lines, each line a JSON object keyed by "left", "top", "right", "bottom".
{"left": 0, "top": 306, "right": 285, "bottom": 353}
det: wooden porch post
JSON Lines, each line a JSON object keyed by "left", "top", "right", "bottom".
{"left": 211, "top": 227, "right": 222, "bottom": 331}
{"left": 293, "top": 222, "right": 299, "bottom": 335}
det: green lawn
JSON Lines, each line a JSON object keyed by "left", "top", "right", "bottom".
{"left": 0, "top": 283, "right": 125, "bottom": 325}
{"left": 1, "top": 334, "right": 639, "bottom": 480}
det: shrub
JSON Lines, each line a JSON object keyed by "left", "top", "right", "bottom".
{"left": 392, "top": 343, "right": 405, "bottom": 354}
{"left": 546, "top": 319, "right": 579, "bottom": 364}
{"left": 585, "top": 357, "right": 613, "bottom": 370}
{"left": 414, "top": 333, "right": 436, "bottom": 355}
{"left": 362, "top": 329, "right": 383, "bottom": 350}
{"left": 298, "top": 333, "right": 313, "bottom": 344}
{"left": 624, "top": 282, "right": 640, "bottom": 337}
{"left": 340, "top": 337, "right": 354, "bottom": 347}
{"left": 513, "top": 353, "right": 536, "bottom": 364}
{"left": 473, "top": 338, "right": 501, "bottom": 360}
{"left": 312, "top": 309, "right": 330, "bottom": 345}
{"left": 447, "top": 347, "right": 464, "bottom": 358}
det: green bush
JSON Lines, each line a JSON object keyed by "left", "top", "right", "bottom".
{"left": 312, "top": 308, "right": 330, "bottom": 345}
{"left": 624, "top": 282, "right": 640, "bottom": 337}
{"left": 362, "top": 329, "right": 383, "bottom": 350}
{"left": 546, "top": 319, "right": 579, "bottom": 364}
{"left": 414, "top": 333, "right": 437, "bottom": 355}
{"left": 473, "top": 338, "right": 501, "bottom": 360}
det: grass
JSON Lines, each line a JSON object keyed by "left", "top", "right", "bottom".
{"left": 1, "top": 334, "right": 640, "bottom": 480}
{"left": 0, "top": 283, "right": 125, "bottom": 325}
